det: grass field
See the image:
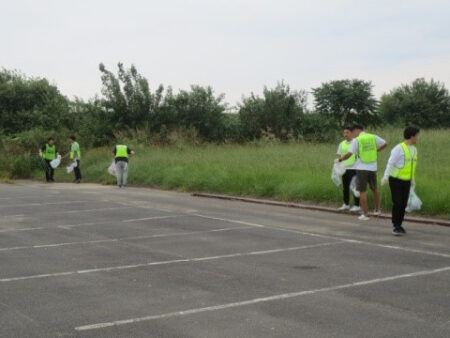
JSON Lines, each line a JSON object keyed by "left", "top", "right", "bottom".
{"left": 31, "top": 127, "right": 450, "bottom": 218}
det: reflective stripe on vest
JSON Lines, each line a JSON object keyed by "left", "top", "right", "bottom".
{"left": 115, "top": 145, "right": 128, "bottom": 158}
{"left": 43, "top": 144, "right": 56, "bottom": 160}
{"left": 357, "top": 133, "right": 377, "bottom": 163}
{"left": 70, "top": 142, "right": 81, "bottom": 160}
{"left": 390, "top": 142, "right": 417, "bottom": 181}
{"left": 340, "top": 140, "right": 356, "bottom": 167}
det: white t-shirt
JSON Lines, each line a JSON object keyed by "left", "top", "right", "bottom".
{"left": 349, "top": 132, "right": 386, "bottom": 171}
{"left": 337, "top": 140, "right": 356, "bottom": 170}
{"left": 383, "top": 144, "right": 417, "bottom": 179}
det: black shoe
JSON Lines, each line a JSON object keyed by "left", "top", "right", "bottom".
{"left": 398, "top": 226, "right": 406, "bottom": 234}
{"left": 392, "top": 228, "right": 403, "bottom": 236}
{"left": 75, "top": 179, "right": 81, "bottom": 184}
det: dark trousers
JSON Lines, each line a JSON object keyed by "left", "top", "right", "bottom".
{"left": 389, "top": 177, "right": 411, "bottom": 229}
{"left": 74, "top": 160, "right": 82, "bottom": 180}
{"left": 342, "top": 169, "right": 360, "bottom": 206}
{"left": 44, "top": 160, "right": 54, "bottom": 182}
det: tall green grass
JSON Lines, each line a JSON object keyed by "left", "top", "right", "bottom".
{"left": 29, "top": 127, "right": 450, "bottom": 219}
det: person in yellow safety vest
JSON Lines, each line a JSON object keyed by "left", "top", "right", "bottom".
{"left": 336, "top": 126, "right": 360, "bottom": 213}
{"left": 338, "top": 124, "right": 387, "bottom": 221}
{"left": 69, "top": 136, "right": 82, "bottom": 184}
{"left": 113, "top": 144, "right": 135, "bottom": 188}
{"left": 39, "top": 137, "right": 60, "bottom": 183}
{"left": 381, "top": 126, "right": 420, "bottom": 236}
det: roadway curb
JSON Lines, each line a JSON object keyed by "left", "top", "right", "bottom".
{"left": 192, "top": 193, "right": 450, "bottom": 227}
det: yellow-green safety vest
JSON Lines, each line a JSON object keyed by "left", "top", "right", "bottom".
{"left": 340, "top": 140, "right": 356, "bottom": 167}
{"left": 390, "top": 142, "right": 417, "bottom": 181}
{"left": 43, "top": 144, "right": 56, "bottom": 160}
{"left": 115, "top": 145, "right": 128, "bottom": 158}
{"left": 357, "top": 133, "right": 377, "bottom": 163}
{"left": 70, "top": 142, "right": 81, "bottom": 160}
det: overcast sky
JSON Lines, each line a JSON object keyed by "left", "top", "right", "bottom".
{"left": 2, "top": 0, "right": 449, "bottom": 106}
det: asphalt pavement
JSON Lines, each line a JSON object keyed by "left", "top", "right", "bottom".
{"left": 0, "top": 181, "right": 449, "bottom": 338}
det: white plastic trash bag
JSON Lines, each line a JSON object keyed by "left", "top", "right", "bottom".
{"left": 350, "top": 176, "right": 360, "bottom": 198}
{"left": 108, "top": 161, "right": 117, "bottom": 176}
{"left": 331, "top": 162, "right": 346, "bottom": 187}
{"left": 50, "top": 155, "right": 62, "bottom": 169}
{"left": 66, "top": 160, "right": 78, "bottom": 173}
{"left": 406, "top": 188, "right": 422, "bottom": 213}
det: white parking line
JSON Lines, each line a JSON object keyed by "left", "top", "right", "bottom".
{"left": 0, "top": 214, "right": 24, "bottom": 218}
{"left": 0, "top": 213, "right": 180, "bottom": 233}
{"left": 0, "top": 227, "right": 45, "bottom": 233}
{"left": 194, "top": 215, "right": 264, "bottom": 228}
{"left": 0, "top": 201, "right": 86, "bottom": 208}
{"left": 195, "top": 215, "right": 450, "bottom": 259}
{"left": 0, "top": 241, "right": 342, "bottom": 283}
{"left": 53, "top": 206, "right": 134, "bottom": 214}
{"left": 0, "top": 206, "right": 133, "bottom": 219}
{"left": 0, "top": 226, "right": 254, "bottom": 252}
{"left": 75, "top": 265, "right": 450, "bottom": 331}
{"left": 122, "top": 215, "right": 183, "bottom": 223}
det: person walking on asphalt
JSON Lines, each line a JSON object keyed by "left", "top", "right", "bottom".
{"left": 39, "top": 137, "right": 60, "bottom": 183}
{"left": 338, "top": 124, "right": 387, "bottom": 221}
{"left": 381, "top": 126, "right": 419, "bottom": 236}
{"left": 113, "top": 144, "right": 135, "bottom": 188}
{"left": 336, "top": 126, "right": 360, "bottom": 213}
{"left": 69, "top": 136, "right": 82, "bottom": 184}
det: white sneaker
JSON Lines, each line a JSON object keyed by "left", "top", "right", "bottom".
{"left": 373, "top": 210, "right": 381, "bottom": 216}
{"left": 358, "top": 214, "right": 370, "bottom": 221}
{"left": 338, "top": 204, "right": 350, "bottom": 211}
{"left": 349, "top": 206, "right": 361, "bottom": 213}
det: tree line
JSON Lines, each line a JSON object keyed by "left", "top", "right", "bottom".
{"left": 1, "top": 64, "right": 450, "bottom": 148}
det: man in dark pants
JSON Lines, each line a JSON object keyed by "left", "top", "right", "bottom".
{"left": 39, "top": 137, "right": 59, "bottom": 183}
{"left": 338, "top": 124, "right": 387, "bottom": 221}
{"left": 382, "top": 126, "right": 419, "bottom": 236}
{"left": 69, "top": 136, "right": 82, "bottom": 183}
{"left": 336, "top": 127, "right": 360, "bottom": 212}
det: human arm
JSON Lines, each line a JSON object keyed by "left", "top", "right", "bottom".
{"left": 382, "top": 145, "right": 402, "bottom": 181}
{"left": 376, "top": 136, "right": 387, "bottom": 152}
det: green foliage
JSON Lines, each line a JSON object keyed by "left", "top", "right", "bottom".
{"left": 0, "top": 69, "right": 70, "bottom": 134}
{"left": 239, "top": 82, "right": 306, "bottom": 140}
{"left": 297, "top": 113, "right": 340, "bottom": 142}
{"left": 99, "top": 62, "right": 155, "bottom": 130}
{"left": 98, "top": 64, "right": 228, "bottom": 142}
{"left": 313, "top": 79, "right": 379, "bottom": 127}
{"left": 2, "top": 66, "right": 450, "bottom": 150}
{"left": 36, "top": 127, "right": 450, "bottom": 219}
{"left": 220, "top": 113, "right": 243, "bottom": 143}
{"left": 380, "top": 78, "right": 450, "bottom": 128}
{"left": 165, "top": 85, "right": 228, "bottom": 142}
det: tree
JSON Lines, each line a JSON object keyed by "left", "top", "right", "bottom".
{"left": 99, "top": 63, "right": 165, "bottom": 131}
{"left": 239, "top": 82, "right": 306, "bottom": 140}
{"left": 312, "top": 79, "right": 378, "bottom": 127}
{"left": 168, "top": 85, "right": 227, "bottom": 142}
{"left": 380, "top": 78, "right": 450, "bottom": 128}
{"left": 0, "top": 69, "right": 69, "bottom": 134}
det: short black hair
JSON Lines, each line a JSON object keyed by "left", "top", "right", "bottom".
{"left": 48, "top": 137, "right": 54, "bottom": 141}
{"left": 70, "top": 135, "right": 76, "bottom": 141}
{"left": 351, "top": 124, "right": 364, "bottom": 131}
{"left": 404, "top": 126, "right": 420, "bottom": 139}
{"left": 343, "top": 126, "right": 352, "bottom": 131}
